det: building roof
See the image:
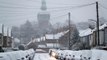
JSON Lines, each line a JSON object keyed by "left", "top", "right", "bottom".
{"left": 45, "top": 30, "right": 69, "bottom": 40}
{"left": 79, "top": 28, "right": 93, "bottom": 37}
{"left": 99, "top": 24, "right": 107, "bottom": 30}
{"left": 33, "top": 30, "right": 69, "bottom": 42}
{"left": 79, "top": 24, "right": 107, "bottom": 37}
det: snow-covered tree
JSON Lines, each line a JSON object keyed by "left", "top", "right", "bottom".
{"left": 20, "top": 20, "right": 34, "bottom": 44}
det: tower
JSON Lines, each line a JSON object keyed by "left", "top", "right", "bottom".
{"left": 37, "top": 0, "right": 52, "bottom": 35}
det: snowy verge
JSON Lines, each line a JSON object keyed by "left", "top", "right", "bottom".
{"left": 0, "top": 49, "right": 35, "bottom": 60}
{"left": 51, "top": 49, "right": 107, "bottom": 60}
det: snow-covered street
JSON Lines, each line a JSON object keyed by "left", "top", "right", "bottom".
{"left": 33, "top": 53, "right": 57, "bottom": 60}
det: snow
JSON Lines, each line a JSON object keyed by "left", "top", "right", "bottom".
{"left": 33, "top": 53, "right": 50, "bottom": 60}
{"left": 38, "top": 45, "right": 46, "bottom": 48}
{"left": 51, "top": 49, "right": 107, "bottom": 60}
{"left": 0, "top": 53, "right": 11, "bottom": 60}
{"left": 45, "top": 30, "right": 69, "bottom": 39}
{"left": 36, "top": 49, "right": 46, "bottom": 52}
{"left": 101, "top": 50, "right": 107, "bottom": 60}
{"left": 79, "top": 28, "right": 93, "bottom": 37}
{"left": 32, "top": 30, "right": 69, "bottom": 43}
{"left": 91, "top": 50, "right": 102, "bottom": 60}
{"left": 2, "top": 48, "right": 107, "bottom": 60}
{"left": 79, "top": 24, "right": 107, "bottom": 37}
{"left": 0, "top": 49, "right": 35, "bottom": 60}
{"left": 99, "top": 24, "right": 107, "bottom": 30}
{"left": 33, "top": 53, "right": 57, "bottom": 60}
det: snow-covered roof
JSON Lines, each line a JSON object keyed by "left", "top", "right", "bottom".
{"left": 26, "top": 40, "right": 32, "bottom": 46}
{"left": 99, "top": 24, "right": 107, "bottom": 30}
{"left": 45, "top": 33, "right": 61, "bottom": 39}
{"left": 45, "top": 30, "right": 69, "bottom": 39}
{"left": 79, "top": 28, "right": 93, "bottom": 37}
{"left": 93, "top": 24, "right": 107, "bottom": 31}
{"left": 27, "top": 30, "right": 70, "bottom": 46}
{"left": 79, "top": 24, "right": 107, "bottom": 37}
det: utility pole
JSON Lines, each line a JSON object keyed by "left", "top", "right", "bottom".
{"left": 68, "top": 12, "right": 71, "bottom": 50}
{"left": 96, "top": 2, "right": 100, "bottom": 46}
{"left": 7, "top": 28, "right": 9, "bottom": 43}
{"left": 2, "top": 24, "right": 4, "bottom": 36}
{"left": 2, "top": 24, "right": 4, "bottom": 46}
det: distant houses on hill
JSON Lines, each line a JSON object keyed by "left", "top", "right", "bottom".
{"left": 26, "top": 30, "right": 70, "bottom": 49}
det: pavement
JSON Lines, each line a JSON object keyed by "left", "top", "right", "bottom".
{"left": 33, "top": 53, "right": 57, "bottom": 60}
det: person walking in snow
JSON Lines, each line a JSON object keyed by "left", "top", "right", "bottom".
{"left": 0, "top": 46, "right": 4, "bottom": 52}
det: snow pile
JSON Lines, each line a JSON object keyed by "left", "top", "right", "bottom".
{"left": 52, "top": 49, "right": 107, "bottom": 60}
{"left": 0, "top": 49, "right": 35, "bottom": 60}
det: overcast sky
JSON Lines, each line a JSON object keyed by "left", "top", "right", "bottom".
{"left": 0, "top": 0, "right": 107, "bottom": 28}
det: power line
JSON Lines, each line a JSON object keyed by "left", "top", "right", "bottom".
{"left": 0, "top": 2, "right": 96, "bottom": 14}
{"left": 0, "top": 2, "right": 96, "bottom": 18}
{"left": 0, "top": 0, "right": 40, "bottom": 8}
{"left": 0, "top": 2, "right": 95, "bottom": 9}
{"left": 99, "top": 4, "right": 107, "bottom": 10}
{"left": 0, "top": 10, "right": 37, "bottom": 13}
{"left": 0, "top": 13, "right": 68, "bottom": 22}
{"left": 48, "top": 2, "right": 96, "bottom": 13}
{"left": 0, "top": 5, "right": 40, "bottom": 9}
{"left": 29, "top": 0, "right": 86, "bottom": 6}
{"left": 0, "top": 0, "right": 76, "bottom": 9}
{"left": 51, "top": 13, "right": 68, "bottom": 20}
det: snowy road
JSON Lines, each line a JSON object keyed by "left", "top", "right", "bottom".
{"left": 33, "top": 53, "right": 57, "bottom": 60}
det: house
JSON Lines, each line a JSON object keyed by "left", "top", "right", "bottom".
{"left": 45, "top": 34, "right": 59, "bottom": 48}
{"left": 26, "top": 30, "right": 69, "bottom": 49}
{"left": 45, "top": 30, "right": 70, "bottom": 48}
{"left": 2, "top": 36, "right": 12, "bottom": 47}
{"left": 79, "top": 24, "right": 107, "bottom": 49}
{"left": 79, "top": 28, "right": 93, "bottom": 48}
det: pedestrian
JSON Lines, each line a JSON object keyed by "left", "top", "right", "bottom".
{"left": 49, "top": 50, "right": 52, "bottom": 56}
{"left": 0, "top": 46, "right": 4, "bottom": 52}
{"left": 80, "top": 55, "right": 83, "bottom": 60}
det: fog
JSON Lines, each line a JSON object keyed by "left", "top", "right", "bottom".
{"left": 0, "top": 0, "right": 107, "bottom": 28}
